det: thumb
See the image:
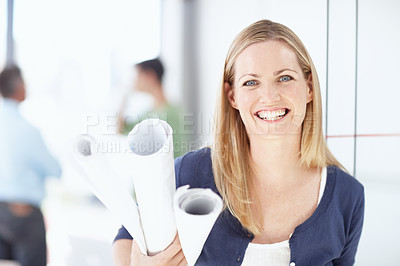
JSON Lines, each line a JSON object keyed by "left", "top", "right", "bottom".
{"left": 131, "top": 240, "right": 146, "bottom": 258}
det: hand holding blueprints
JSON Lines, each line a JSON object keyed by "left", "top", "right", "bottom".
{"left": 72, "top": 119, "right": 223, "bottom": 264}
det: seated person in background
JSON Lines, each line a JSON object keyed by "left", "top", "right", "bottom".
{"left": 0, "top": 65, "right": 62, "bottom": 266}
{"left": 117, "top": 58, "right": 188, "bottom": 158}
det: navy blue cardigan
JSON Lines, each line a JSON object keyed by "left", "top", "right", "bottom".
{"left": 115, "top": 147, "right": 365, "bottom": 265}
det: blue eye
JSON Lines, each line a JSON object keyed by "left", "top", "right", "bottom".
{"left": 244, "top": 80, "right": 257, "bottom": 86}
{"left": 279, "top": 75, "right": 292, "bottom": 82}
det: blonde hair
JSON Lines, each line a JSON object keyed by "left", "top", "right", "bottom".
{"left": 211, "top": 19, "right": 343, "bottom": 235}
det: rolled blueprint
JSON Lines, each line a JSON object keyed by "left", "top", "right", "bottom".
{"left": 174, "top": 185, "right": 223, "bottom": 266}
{"left": 127, "top": 119, "right": 176, "bottom": 255}
{"left": 72, "top": 135, "right": 147, "bottom": 254}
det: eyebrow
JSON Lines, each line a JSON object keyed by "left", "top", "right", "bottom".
{"left": 273, "top": 69, "right": 298, "bottom": 75}
{"left": 237, "top": 73, "right": 260, "bottom": 83}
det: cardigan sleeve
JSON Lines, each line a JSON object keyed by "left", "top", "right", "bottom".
{"left": 114, "top": 226, "right": 133, "bottom": 242}
{"left": 333, "top": 186, "right": 365, "bottom": 265}
{"left": 174, "top": 155, "right": 183, "bottom": 188}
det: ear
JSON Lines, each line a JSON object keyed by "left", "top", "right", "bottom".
{"left": 224, "top": 82, "right": 238, "bottom": 109}
{"left": 143, "top": 69, "right": 157, "bottom": 81}
{"left": 306, "top": 75, "right": 313, "bottom": 103}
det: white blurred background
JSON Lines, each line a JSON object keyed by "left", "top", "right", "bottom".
{"left": 1, "top": 0, "right": 399, "bottom": 265}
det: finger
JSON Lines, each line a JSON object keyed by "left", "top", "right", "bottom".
{"left": 170, "top": 249, "right": 185, "bottom": 266}
{"left": 177, "top": 255, "right": 188, "bottom": 266}
{"left": 131, "top": 239, "right": 146, "bottom": 258}
{"left": 157, "top": 234, "right": 181, "bottom": 259}
{"left": 131, "top": 240, "right": 139, "bottom": 253}
{"left": 172, "top": 233, "right": 180, "bottom": 245}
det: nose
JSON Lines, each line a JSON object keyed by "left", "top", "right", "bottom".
{"left": 259, "top": 83, "right": 280, "bottom": 103}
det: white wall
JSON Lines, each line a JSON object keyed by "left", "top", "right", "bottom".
{"left": 0, "top": 0, "right": 6, "bottom": 68}
{"left": 160, "top": 0, "right": 184, "bottom": 104}
{"left": 326, "top": 0, "right": 357, "bottom": 174}
{"left": 326, "top": 0, "right": 400, "bottom": 182}
{"left": 356, "top": 0, "right": 400, "bottom": 182}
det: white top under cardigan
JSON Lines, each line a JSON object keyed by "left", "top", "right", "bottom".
{"left": 241, "top": 167, "right": 327, "bottom": 266}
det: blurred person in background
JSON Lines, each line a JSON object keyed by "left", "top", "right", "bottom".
{"left": 0, "top": 66, "right": 62, "bottom": 266}
{"left": 117, "top": 58, "right": 187, "bottom": 158}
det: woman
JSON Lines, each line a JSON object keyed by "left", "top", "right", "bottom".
{"left": 113, "top": 19, "right": 364, "bottom": 266}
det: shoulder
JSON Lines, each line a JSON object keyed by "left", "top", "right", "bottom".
{"left": 175, "top": 146, "right": 211, "bottom": 166}
{"left": 327, "top": 165, "right": 365, "bottom": 214}
{"left": 328, "top": 165, "right": 364, "bottom": 197}
{"left": 174, "top": 147, "right": 216, "bottom": 191}
{"left": 2, "top": 108, "right": 40, "bottom": 138}
{"left": 323, "top": 166, "right": 365, "bottom": 264}
{"left": 166, "top": 103, "right": 183, "bottom": 113}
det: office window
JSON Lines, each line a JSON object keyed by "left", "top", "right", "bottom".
{"left": 0, "top": 0, "right": 7, "bottom": 68}
{"left": 13, "top": 0, "right": 161, "bottom": 140}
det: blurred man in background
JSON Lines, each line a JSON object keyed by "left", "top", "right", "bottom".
{"left": 0, "top": 65, "right": 62, "bottom": 266}
{"left": 117, "top": 58, "right": 188, "bottom": 158}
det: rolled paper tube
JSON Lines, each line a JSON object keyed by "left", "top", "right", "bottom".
{"left": 72, "top": 134, "right": 147, "bottom": 254}
{"left": 127, "top": 119, "right": 177, "bottom": 255}
{"left": 174, "top": 185, "right": 223, "bottom": 266}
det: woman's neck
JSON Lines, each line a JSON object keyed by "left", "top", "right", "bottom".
{"left": 249, "top": 133, "right": 307, "bottom": 189}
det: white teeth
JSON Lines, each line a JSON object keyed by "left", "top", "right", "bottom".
{"left": 257, "top": 109, "right": 286, "bottom": 121}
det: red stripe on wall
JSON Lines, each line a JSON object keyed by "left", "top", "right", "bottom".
{"left": 326, "top": 133, "right": 400, "bottom": 139}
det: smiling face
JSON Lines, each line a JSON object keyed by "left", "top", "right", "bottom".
{"left": 227, "top": 40, "right": 313, "bottom": 138}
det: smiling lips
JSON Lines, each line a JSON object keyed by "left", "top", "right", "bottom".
{"left": 255, "top": 108, "right": 290, "bottom": 122}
